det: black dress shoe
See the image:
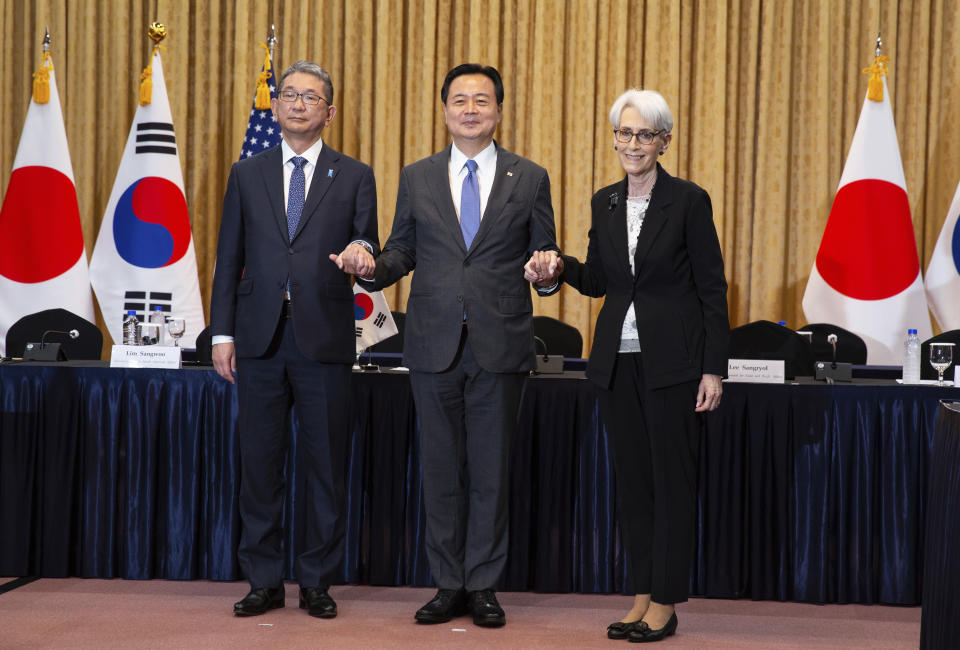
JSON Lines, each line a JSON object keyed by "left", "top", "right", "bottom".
{"left": 468, "top": 589, "right": 506, "bottom": 627}
{"left": 607, "top": 620, "right": 642, "bottom": 640}
{"left": 233, "top": 586, "right": 284, "bottom": 616}
{"left": 628, "top": 613, "right": 678, "bottom": 643}
{"left": 415, "top": 588, "right": 468, "bottom": 623}
{"left": 299, "top": 586, "right": 337, "bottom": 618}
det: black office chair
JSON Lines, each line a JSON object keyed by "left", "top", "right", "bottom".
{"left": 193, "top": 325, "right": 213, "bottom": 365}
{"left": 532, "top": 315, "right": 584, "bottom": 358}
{"left": 367, "top": 311, "right": 405, "bottom": 354}
{"left": 920, "top": 329, "right": 960, "bottom": 381}
{"left": 5, "top": 308, "right": 103, "bottom": 360}
{"left": 798, "top": 323, "right": 868, "bottom": 365}
{"left": 728, "top": 319, "right": 815, "bottom": 378}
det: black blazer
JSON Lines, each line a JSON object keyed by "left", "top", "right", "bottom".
{"left": 562, "top": 164, "right": 729, "bottom": 390}
{"left": 359, "top": 144, "right": 559, "bottom": 373}
{"left": 210, "top": 143, "right": 379, "bottom": 363}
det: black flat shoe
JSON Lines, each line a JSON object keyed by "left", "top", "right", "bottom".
{"left": 299, "top": 586, "right": 337, "bottom": 618}
{"left": 607, "top": 620, "right": 642, "bottom": 640}
{"left": 468, "top": 589, "right": 506, "bottom": 627}
{"left": 415, "top": 588, "right": 468, "bottom": 623}
{"left": 628, "top": 613, "right": 678, "bottom": 643}
{"left": 233, "top": 586, "right": 285, "bottom": 616}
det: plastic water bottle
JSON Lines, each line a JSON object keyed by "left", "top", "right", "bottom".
{"left": 902, "top": 329, "right": 921, "bottom": 384}
{"left": 149, "top": 306, "right": 166, "bottom": 345}
{"left": 122, "top": 310, "right": 139, "bottom": 346}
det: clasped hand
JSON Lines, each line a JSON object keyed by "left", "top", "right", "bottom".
{"left": 329, "top": 242, "right": 375, "bottom": 278}
{"left": 524, "top": 250, "right": 563, "bottom": 287}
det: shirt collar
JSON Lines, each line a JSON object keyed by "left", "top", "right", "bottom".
{"left": 281, "top": 137, "right": 324, "bottom": 168}
{"left": 450, "top": 140, "right": 497, "bottom": 173}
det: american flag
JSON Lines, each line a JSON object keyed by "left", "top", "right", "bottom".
{"left": 238, "top": 65, "right": 281, "bottom": 160}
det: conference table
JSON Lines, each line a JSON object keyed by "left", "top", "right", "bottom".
{"left": 0, "top": 360, "right": 956, "bottom": 605}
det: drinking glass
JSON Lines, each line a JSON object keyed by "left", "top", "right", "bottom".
{"left": 929, "top": 342, "right": 954, "bottom": 386}
{"left": 166, "top": 317, "right": 186, "bottom": 347}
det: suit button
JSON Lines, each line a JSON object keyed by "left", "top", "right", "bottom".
{"left": 288, "top": 248, "right": 294, "bottom": 255}
{"left": 464, "top": 260, "right": 470, "bottom": 267}
{"left": 457, "top": 295, "right": 463, "bottom": 302}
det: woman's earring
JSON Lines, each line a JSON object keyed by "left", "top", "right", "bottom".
{"left": 614, "top": 145, "right": 619, "bottom": 151}
{"left": 659, "top": 150, "right": 665, "bottom": 156}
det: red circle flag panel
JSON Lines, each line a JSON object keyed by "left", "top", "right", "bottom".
{"left": 0, "top": 166, "right": 84, "bottom": 283}
{"left": 816, "top": 178, "right": 919, "bottom": 300}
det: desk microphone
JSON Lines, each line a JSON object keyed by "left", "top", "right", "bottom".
{"left": 533, "top": 335, "right": 548, "bottom": 360}
{"left": 827, "top": 333, "right": 838, "bottom": 368}
{"left": 41, "top": 329, "right": 80, "bottom": 348}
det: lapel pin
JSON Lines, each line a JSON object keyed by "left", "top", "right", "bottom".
{"left": 328, "top": 169, "right": 334, "bottom": 177}
{"left": 506, "top": 171, "right": 513, "bottom": 177}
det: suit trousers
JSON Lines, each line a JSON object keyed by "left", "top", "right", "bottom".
{"left": 597, "top": 352, "right": 700, "bottom": 604}
{"left": 235, "top": 313, "right": 350, "bottom": 589}
{"left": 409, "top": 325, "right": 526, "bottom": 591}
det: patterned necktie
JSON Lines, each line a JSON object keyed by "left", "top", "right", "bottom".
{"left": 460, "top": 159, "right": 480, "bottom": 248}
{"left": 287, "top": 156, "right": 307, "bottom": 240}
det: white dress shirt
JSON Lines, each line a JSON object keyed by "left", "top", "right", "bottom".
{"left": 449, "top": 141, "right": 497, "bottom": 220}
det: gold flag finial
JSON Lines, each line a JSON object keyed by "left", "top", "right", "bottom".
{"left": 139, "top": 22, "right": 167, "bottom": 106}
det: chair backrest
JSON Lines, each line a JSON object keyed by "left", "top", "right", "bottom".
{"left": 798, "top": 323, "right": 868, "bottom": 365}
{"left": 920, "top": 329, "right": 960, "bottom": 381}
{"left": 533, "top": 315, "right": 583, "bottom": 358}
{"left": 368, "top": 311, "right": 405, "bottom": 354}
{"left": 193, "top": 325, "right": 213, "bottom": 365}
{"left": 728, "top": 319, "right": 815, "bottom": 378}
{"left": 5, "top": 308, "right": 103, "bottom": 360}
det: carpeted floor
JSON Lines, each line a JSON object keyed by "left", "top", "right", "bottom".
{"left": 0, "top": 578, "right": 920, "bottom": 649}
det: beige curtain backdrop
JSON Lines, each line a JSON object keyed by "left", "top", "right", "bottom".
{"left": 2, "top": 1, "right": 959, "bottom": 354}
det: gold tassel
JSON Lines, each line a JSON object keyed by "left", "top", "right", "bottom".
{"left": 139, "top": 44, "right": 166, "bottom": 106}
{"left": 254, "top": 41, "right": 273, "bottom": 109}
{"left": 862, "top": 55, "right": 890, "bottom": 102}
{"left": 32, "top": 51, "right": 53, "bottom": 104}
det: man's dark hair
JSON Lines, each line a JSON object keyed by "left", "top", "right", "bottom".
{"left": 440, "top": 63, "right": 504, "bottom": 105}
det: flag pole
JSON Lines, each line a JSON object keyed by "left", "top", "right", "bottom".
{"left": 267, "top": 24, "right": 277, "bottom": 66}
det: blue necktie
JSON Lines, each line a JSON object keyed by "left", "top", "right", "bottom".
{"left": 287, "top": 156, "right": 307, "bottom": 240}
{"left": 460, "top": 159, "right": 480, "bottom": 248}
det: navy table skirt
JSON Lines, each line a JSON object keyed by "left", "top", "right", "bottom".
{"left": 1, "top": 363, "right": 955, "bottom": 604}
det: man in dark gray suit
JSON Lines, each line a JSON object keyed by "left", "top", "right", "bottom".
{"left": 353, "top": 63, "right": 560, "bottom": 627}
{"left": 211, "top": 61, "right": 378, "bottom": 619}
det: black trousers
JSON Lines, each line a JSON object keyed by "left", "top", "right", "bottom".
{"left": 235, "top": 315, "right": 350, "bottom": 589}
{"left": 597, "top": 352, "right": 700, "bottom": 604}
{"left": 409, "top": 326, "right": 526, "bottom": 591}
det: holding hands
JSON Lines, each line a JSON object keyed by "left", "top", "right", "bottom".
{"left": 524, "top": 250, "right": 564, "bottom": 287}
{"left": 329, "top": 242, "right": 375, "bottom": 278}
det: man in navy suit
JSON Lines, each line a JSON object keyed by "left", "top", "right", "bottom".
{"left": 210, "top": 61, "right": 379, "bottom": 618}
{"left": 353, "top": 63, "right": 561, "bottom": 628}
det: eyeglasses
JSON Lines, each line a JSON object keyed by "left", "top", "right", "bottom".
{"left": 278, "top": 89, "right": 328, "bottom": 106}
{"left": 613, "top": 128, "right": 664, "bottom": 145}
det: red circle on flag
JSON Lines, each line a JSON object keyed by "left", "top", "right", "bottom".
{"left": 0, "top": 166, "right": 84, "bottom": 283}
{"left": 815, "top": 178, "right": 919, "bottom": 300}
{"left": 354, "top": 292, "right": 374, "bottom": 320}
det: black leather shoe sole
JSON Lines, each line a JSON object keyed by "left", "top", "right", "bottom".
{"left": 473, "top": 613, "right": 506, "bottom": 628}
{"left": 233, "top": 589, "right": 285, "bottom": 617}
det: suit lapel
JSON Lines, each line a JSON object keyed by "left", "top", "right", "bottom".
{"left": 468, "top": 145, "right": 520, "bottom": 255}
{"left": 425, "top": 147, "right": 468, "bottom": 254}
{"left": 632, "top": 165, "right": 672, "bottom": 280}
{"left": 292, "top": 145, "right": 340, "bottom": 242}
{"left": 601, "top": 179, "right": 631, "bottom": 277}
{"left": 258, "top": 146, "right": 289, "bottom": 243}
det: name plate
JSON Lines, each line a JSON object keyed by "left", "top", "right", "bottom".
{"left": 110, "top": 344, "right": 182, "bottom": 369}
{"left": 726, "top": 359, "right": 785, "bottom": 383}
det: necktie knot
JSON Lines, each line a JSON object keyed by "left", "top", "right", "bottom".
{"left": 291, "top": 156, "right": 307, "bottom": 170}
{"left": 465, "top": 159, "right": 478, "bottom": 174}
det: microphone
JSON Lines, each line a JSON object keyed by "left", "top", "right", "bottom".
{"left": 41, "top": 329, "right": 80, "bottom": 348}
{"left": 608, "top": 192, "right": 619, "bottom": 211}
{"left": 827, "top": 333, "right": 838, "bottom": 368}
{"left": 533, "top": 335, "right": 548, "bottom": 359}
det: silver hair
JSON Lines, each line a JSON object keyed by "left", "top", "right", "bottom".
{"left": 608, "top": 88, "right": 673, "bottom": 132}
{"left": 277, "top": 61, "right": 334, "bottom": 105}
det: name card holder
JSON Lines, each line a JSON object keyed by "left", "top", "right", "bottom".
{"left": 726, "top": 359, "right": 785, "bottom": 383}
{"left": 110, "top": 345, "right": 182, "bottom": 369}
